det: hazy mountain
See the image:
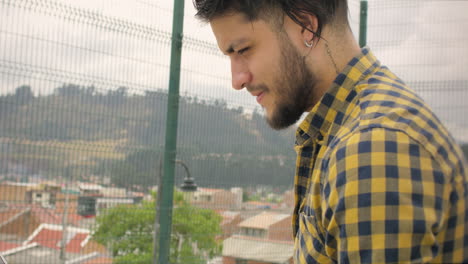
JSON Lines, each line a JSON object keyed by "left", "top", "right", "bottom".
{"left": 0, "top": 84, "right": 297, "bottom": 189}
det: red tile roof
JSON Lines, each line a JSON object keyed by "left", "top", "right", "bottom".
{"left": 238, "top": 211, "right": 291, "bottom": 229}
{"left": 27, "top": 224, "right": 90, "bottom": 253}
{"left": 66, "top": 233, "right": 88, "bottom": 253}
{"left": 0, "top": 241, "right": 20, "bottom": 252}
{"left": 0, "top": 203, "right": 83, "bottom": 226}
{"left": 30, "top": 206, "right": 62, "bottom": 225}
{"left": 0, "top": 208, "right": 25, "bottom": 224}
{"left": 0, "top": 204, "right": 61, "bottom": 224}
{"left": 31, "top": 228, "right": 62, "bottom": 250}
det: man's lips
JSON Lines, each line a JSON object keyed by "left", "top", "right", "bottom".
{"left": 255, "top": 92, "right": 265, "bottom": 103}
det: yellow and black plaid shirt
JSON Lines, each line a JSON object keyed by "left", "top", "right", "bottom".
{"left": 293, "top": 47, "right": 468, "bottom": 264}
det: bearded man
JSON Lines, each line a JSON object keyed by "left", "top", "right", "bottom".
{"left": 193, "top": 0, "right": 468, "bottom": 263}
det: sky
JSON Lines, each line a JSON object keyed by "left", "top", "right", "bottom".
{"left": 0, "top": 0, "right": 467, "bottom": 141}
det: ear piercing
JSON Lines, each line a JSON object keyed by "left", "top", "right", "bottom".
{"left": 304, "top": 40, "right": 313, "bottom": 48}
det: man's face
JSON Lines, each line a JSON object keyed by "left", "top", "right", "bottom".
{"left": 211, "top": 13, "right": 316, "bottom": 129}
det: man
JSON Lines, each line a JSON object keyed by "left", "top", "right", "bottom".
{"left": 193, "top": 0, "right": 468, "bottom": 263}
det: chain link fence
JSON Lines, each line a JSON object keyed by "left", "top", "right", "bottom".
{"left": 0, "top": 0, "right": 467, "bottom": 263}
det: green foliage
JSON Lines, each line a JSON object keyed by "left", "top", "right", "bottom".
{"left": 109, "top": 149, "right": 161, "bottom": 187}
{"left": 15, "top": 85, "right": 34, "bottom": 105}
{"left": 92, "top": 193, "right": 222, "bottom": 264}
{"left": 107, "top": 147, "right": 295, "bottom": 190}
{"left": 92, "top": 202, "right": 154, "bottom": 258}
{"left": 172, "top": 203, "right": 222, "bottom": 260}
{"left": 114, "top": 253, "right": 152, "bottom": 264}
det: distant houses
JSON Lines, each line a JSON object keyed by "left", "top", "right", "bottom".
{"left": 187, "top": 187, "right": 243, "bottom": 211}
{"left": 222, "top": 211, "right": 294, "bottom": 264}
{"left": 22, "top": 224, "right": 107, "bottom": 255}
{"left": 0, "top": 181, "right": 138, "bottom": 263}
{"left": 1, "top": 180, "right": 297, "bottom": 263}
{"left": 237, "top": 211, "right": 292, "bottom": 242}
{"left": 223, "top": 236, "right": 294, "bottom": 264}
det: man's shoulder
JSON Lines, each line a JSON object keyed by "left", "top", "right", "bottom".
{"left": 351, "top": 68, "right": 443, "bottom": 140}
{"left": 355, "top": 67, "right": 428, "bottom": 119}
{"left": 331, "top": 68, "right": 463, "bottom": 169}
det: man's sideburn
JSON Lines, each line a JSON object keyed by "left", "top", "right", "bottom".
{"left": 266, "top": 34, "right": 317, "bottom": 130}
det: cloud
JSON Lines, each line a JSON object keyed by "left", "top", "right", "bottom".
{"left": 1, "top": 0, "right": 467, "bottom": 141}
{"left": 370, "top": 1, "right": 468, "bottom": 82}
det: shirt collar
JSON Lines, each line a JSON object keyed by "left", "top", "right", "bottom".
{"left": 296, "top": 47, "right": 380, "bottom": 146}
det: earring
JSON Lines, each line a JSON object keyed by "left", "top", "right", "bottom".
{"left": 304, "top": 40, "right": 313, "bottom": 48}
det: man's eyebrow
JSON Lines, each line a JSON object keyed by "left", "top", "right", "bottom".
{"left": 225, "top": 38, "right": 249, "bottom": 55}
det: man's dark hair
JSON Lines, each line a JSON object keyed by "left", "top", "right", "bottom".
{"left": 193, "top": 0, "right": 349, "bottom": 40}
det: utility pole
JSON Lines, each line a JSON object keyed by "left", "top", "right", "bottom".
{"left": 359, "top": 0, "right": 368, "bottom": 47}
{"left": 60, "top": 168, "right": 71, "bottom": 263}
{"left": 59, "top": 187, "right": 69, "bottom": 263}
{"left": 154, "top": 0, "right": 185, "bottom": 263}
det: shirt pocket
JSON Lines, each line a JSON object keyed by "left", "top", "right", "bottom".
{"left": 294, "top": 212, "right": 333, "bottom": 264}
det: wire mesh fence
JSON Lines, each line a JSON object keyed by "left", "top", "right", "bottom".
{"left": 0, "top": 0, "right": 467, "bottom": 263}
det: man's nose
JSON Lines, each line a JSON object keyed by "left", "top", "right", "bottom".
{"left": 231, "top": 58, "right": 252, "bottom": 90}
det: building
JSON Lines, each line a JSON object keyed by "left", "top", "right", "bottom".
{"left": 237, "top": 211, "right": 292, "bottom": 242}
{"left": 78, "top": 183, "right": 102, "bottom": 196}
{"left": 0, "top": 204, "right": 62, "bottom": 240}
{"left": 189, "top": 187, "right": 243, "bottom": 211}
{"left": 218, "top": 211, "right": 243, "bottom": 240}
{"left": 221, "top": 211, "right": 295, "bottom": 264}
{"left": 222, "top": 236, "right": 294, "bottom": 264}
{"left": 281, "top": 189, "right": 294, "bottom": 210}
{"left": 77, "top": 196, "right": 142, "bottom": 217}
{"left": 0, "top": 182, "right": 38, "bottom": 203}
{"left": 100, "top": 187, "right": 126, "bottom": 197}
{"left": 0, "top": 240, "right": 20, "bottom": 252}
{"left": 26, "top": 183, "right": 61, "bottom": 208}
{"left": 1, "top": 243, "right": 110, "bottom": 264}
{"left": 242, "top": 201, "right": 279, "bottom": 211}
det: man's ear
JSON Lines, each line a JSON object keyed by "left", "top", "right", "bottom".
{"left": 297, "top": 13, "right": 319, "bottom": 42}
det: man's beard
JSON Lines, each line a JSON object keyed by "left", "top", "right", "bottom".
{"left": 266, "top": 38, "right": 317, "bottom": 130}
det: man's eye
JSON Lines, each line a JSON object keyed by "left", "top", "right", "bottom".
{"left": 238, "top": 47, "right": 250, "bottom": 55}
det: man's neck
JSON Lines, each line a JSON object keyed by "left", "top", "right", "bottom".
{"left": 333, "top": 31, "right": 362, "bottom": 73}
{"left": 306, "top": 29, "right": 361, "bottom": 110}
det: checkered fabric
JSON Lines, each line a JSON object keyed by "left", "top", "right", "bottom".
{"left": 293, "top": 47, "right": 468, "bottom": 264}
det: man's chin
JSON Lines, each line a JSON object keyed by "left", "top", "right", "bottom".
{"left": 266, "top": 113, "right": 296, "bottom": 130}
{"left": 265, "top": 105, "right": 305, "bottom": 130}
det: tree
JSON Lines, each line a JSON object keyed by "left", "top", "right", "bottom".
{"left": 109, "top": 149, "right": 161, "bottom": 188}
{"left": 15, "top": 85, "right": 34, "bottom": 105}
{"left": 92, "top": 192, "right": 222, "bottom": 264}
{"left": 54, "top": 83, "right": 83, "bottom": 97}
{"left": 106, "top": 86, "right": 128, "bottom": 106}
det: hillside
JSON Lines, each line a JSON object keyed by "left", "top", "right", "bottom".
{"left": 0, "top": 84, "right": 297, "bottom": 188}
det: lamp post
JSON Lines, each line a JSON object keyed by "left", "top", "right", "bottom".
{"left": 154, "top": 0, "right": 185, "bottom": 262}
{"left": 154, "top": 159, "right": 197, "bottom": 264}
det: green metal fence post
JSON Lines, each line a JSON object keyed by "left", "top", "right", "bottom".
{"left": 359, "top": 0, "right": 368, "bottom": 47}
{"left": 154, "top": 0, "right": 185, "bottom": 263}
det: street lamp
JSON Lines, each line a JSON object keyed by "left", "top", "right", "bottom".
{"left": 175, "top": 160, "right": 197, "bottom": 192}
